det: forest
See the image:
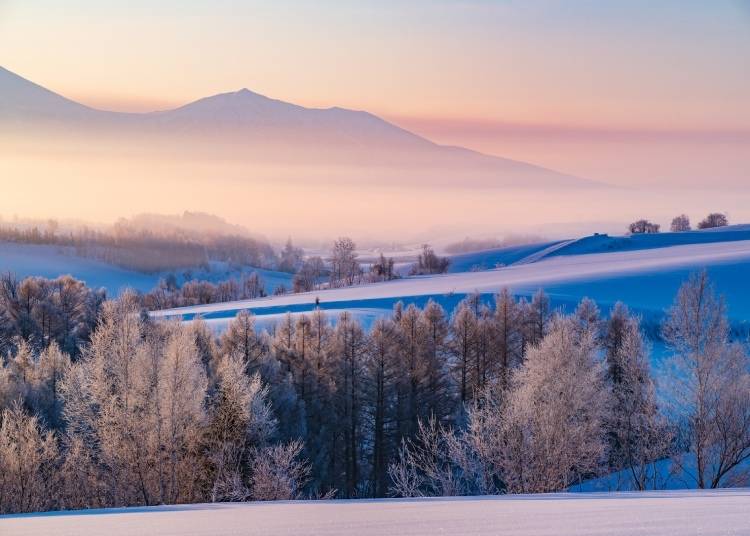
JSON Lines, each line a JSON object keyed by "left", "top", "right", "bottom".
{"left": 1, "top": 271, "right": 749, "bottom": 514}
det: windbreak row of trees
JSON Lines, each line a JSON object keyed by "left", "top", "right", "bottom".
{"left": 138, "top": 271, "right": 268, "bottom": 310}
{"left": 1, "top": 272, "right": 749, "bottom": 515}
{"left": 0, "top": 219, "right": 276, "bottom": 273}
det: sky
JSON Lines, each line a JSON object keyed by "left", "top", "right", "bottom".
{"left": 1, "top": 0, "right": 749, "bottom": 239}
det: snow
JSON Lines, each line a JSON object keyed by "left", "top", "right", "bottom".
{"left": 573, "top": 454, "right": 750, "bottom": 493}
{"left": 538, "top": 227, "right": 750, "bottom": 260}
{"left": 0, "top": 242, "right": 293, "bottom": 296}
{"left": 153, "top": 239, "right": 750, "bottom": 327}
{"left": 1, "top": 490, "right": 748, "bottom": 536}
{"left": 0, "top": 242, "right": 161, "bottom": 293}
{"left": 446, "top": 241, "right": 561, "bottom": 272}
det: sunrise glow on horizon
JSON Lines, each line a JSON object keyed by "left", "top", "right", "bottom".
{"left": 1, "top": 0, "right": 749, "bottom": 237}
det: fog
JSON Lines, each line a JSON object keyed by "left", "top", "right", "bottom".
{"left": 2, "top": 141, "right": 748, "bottom": 245}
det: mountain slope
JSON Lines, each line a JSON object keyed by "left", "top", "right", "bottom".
{"left": 0, "top": 65, "right": 599, "bottom": 188}
{"left": 0, "top": 66, "right": 95, "bottom": 120}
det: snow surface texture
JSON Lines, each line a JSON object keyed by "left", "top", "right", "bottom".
{"left": 153, "top": 239, "right": 750, "bottom": 329}
{"left": 0, "top": 242, "right": 292, "bottom": 296}
{"left": 1, "top": 490, "right": 748, "bottom": 536}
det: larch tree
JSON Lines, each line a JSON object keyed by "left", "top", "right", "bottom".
{"left": 604, "top": 304, "right": 672, "bottom": 490}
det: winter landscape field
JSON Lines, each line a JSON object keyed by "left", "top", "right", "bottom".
{"left": 3, "top": 490, "right": 749, "bottom": 536}
{"left": 2, "top": 1, "right": 750, "bottom": 534}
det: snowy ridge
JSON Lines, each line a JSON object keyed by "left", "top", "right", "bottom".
{"left": 512, "top": 238, "right": 580, "bottom": 265}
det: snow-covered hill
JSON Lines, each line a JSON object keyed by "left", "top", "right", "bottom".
{"left": 2, "top": 490, "right": 748, "bottom": 536}
{"left": 153, "top": 235, "right": 750, "bottom": 331}
{"left": 0, "top": 242, "right": 292, "bottom": 296}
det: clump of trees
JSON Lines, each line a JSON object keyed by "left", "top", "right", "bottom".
{"left": 1, "top": 272, "right": 749, "bottom": 515}
{"left": 389, "top": 273, "right": 750, "bottom": 497}
{"left": 0, "top": 301, "right": 309, "bottom": 514}
{"left": 329, "top": 237, "right": 361, "bottom": 287}
{"left": 698, "top": 213, "right": 729, "bottom": 229}
{"left": 670, "top": 214, "right": 691, "bottom": 232}
{"left": 410, "top": 245, "right": 450, "bottom": 275}
{"left": 292, "top": 257, "right": 325, "bottom": 293}
{"left": 628, "top": 220, "right": 661, "bottom": 234}
{"left": 326, "top": 237, "right": 398, "bottom": 288}
{"left": 138, "top": 272, "right": 267, "bottom": 310}
{"left": 0, "top": 273, "right": 104, "bottom": 357}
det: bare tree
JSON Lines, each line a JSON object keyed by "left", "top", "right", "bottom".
{"left": 697, "top": 213, "right": 729, "bottom": 229}
{"left": 330, "top": 237, "right": 360, "bottom": 287}
{"left": 670, "top": 214, "right": 691, "bottom": 232}
{"left": 662, "top": 272, "right": 750, "bottom": 488}
{"left": 628, "top": 219, "right": 660, "bottom": 234}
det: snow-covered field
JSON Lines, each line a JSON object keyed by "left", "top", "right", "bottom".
{"left": 0, "top": 242, "right": 293, "bottom": 296}
{"left": 154, "top": 237, "right": 750, "bottom": 329}
{"left": 2, "top": 490, "right": 748, "bottom": 536}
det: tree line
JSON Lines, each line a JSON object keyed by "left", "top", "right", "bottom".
{"left": 629, "top": 212, "right": 729, "bottom": 235}
{"left": 1, "top": 272, "right": 748, "bottom": 514}
{"left": 0, "top": 218, "right": 276, "bottom": 274}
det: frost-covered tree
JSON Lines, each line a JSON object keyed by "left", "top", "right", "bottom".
{"left": 500, "top": 317, "right": 608, "bottom": 493}
{"left": 250, "top": 440, "right": 310, "bottom": 501}
{"left": 205, "top": 355, "right": 276, "bottom": 502}
{"left": 221, "top": 310, "right": 266, "bottom": 375}
{"left": 662, "top": 272, "right": 750, "bottom": 488}
{"left": 330, "top": 237, "right": 360, "bottom": 287}
{"left": 30, "top": 342, "right": 71, "bottom": 429}
{"left": 0, "top": 404, "right": 60, "bottom": 514}
{"left": 158, "top": 326, "right": 208, "bottom": 503}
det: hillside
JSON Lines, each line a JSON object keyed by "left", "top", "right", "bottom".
{"left": 0, "top": 242, "right": 292, "bottom": 296}
{"left": 152, "top": 234, "right": 750, "bottom": 331}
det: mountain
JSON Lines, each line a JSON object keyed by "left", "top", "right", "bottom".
{"left": 0, "top": 65, "right": 97, "bottom": 120}
{"left": 0, "top": 65, "right": 600, "bottom": 188}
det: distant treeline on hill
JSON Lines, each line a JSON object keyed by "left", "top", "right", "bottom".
{"left": 0, "top": 217, "right": 277, "bottom": 273}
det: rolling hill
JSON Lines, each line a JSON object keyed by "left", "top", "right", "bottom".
{"left": 152, "top": 227, "right": 750, "bottom": 333}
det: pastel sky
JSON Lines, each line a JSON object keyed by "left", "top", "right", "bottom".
{"left": 1, "top": 0, "right": 748, "bottom": 126}
{"left": 1, "top": 1, "right": 749, "bottom": 238}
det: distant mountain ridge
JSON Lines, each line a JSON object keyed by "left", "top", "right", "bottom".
{"left": 0, "top": 65, "right": 601, "bottom": 188}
